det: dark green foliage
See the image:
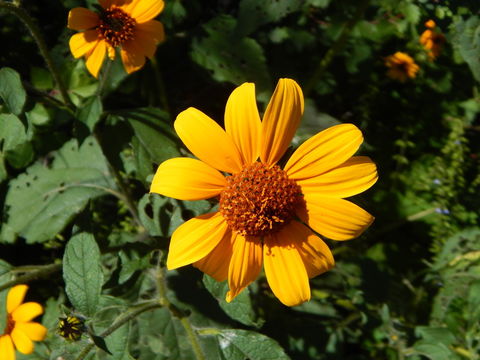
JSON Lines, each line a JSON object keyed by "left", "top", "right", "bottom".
{"left": 0, "top": 0, "right": 479, "bottom": 359}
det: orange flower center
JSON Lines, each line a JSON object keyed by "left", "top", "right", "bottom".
{"left": 219, "top": 162, "right": 301, "bottom": 237}
{"left": 3, "top": 315, "right": 14, "bottom": 335}
{"left": 98, "top": 7, "right": 136, "bottom": 47}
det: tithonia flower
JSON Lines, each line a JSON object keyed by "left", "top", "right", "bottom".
{"left": 68, "top": 0, "right": 165, "bottom": 78}
{"left": 419, "top": 20, "right": 445, "bottom": 60}
{"left": 0, "top": 285, "right": 47, "bottom": 360}
{"left": 385, "top": 52, "right": 419, "bottom": 82}
{"left": 150, "top": 79, "right": 378, "bottom": 306}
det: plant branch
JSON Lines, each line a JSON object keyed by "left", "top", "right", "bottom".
{"left": 0, "top": 263, "right": 62, "bottom": 292}
{"left": 0, "top": 1, "right": 75, "bottom": 110}
{"left": 304, "top": 0, "right": 370, "bottom": 96}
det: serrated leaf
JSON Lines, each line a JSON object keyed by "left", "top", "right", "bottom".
{"left": 77, "top": 96, "right": 103, "bottom": 132}
{"left": 63, "top": 232, "right": 103, "bottom": 316}
{"left": 413, "top": 341, "right": 456, "bottom": 360}
{"left": 0, "top": 67, "right": 26, "bottom": 115}
{"left": 191, "top": 15, "right": 270, "bottom": 90}
{"left": 215, "top": 329, "right": 290, "bottom": 360}
{"left": 415, "top": 326, "right": 456, "bottom": 346}
{"left": 235, "top": 0, "right": 302, "bottom": 38}
{"left": 203, "top": 275, "right": 261, "bottom": 327}
{"left": 1, "top": 136, "right": 115, "bottom": 243}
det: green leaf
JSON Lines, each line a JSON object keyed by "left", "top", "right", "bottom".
{"left": 1, "top": 136, "right": 115, "bottom": 243}
{"left": 103, "top": 322, "right": 134, "bottom": 360}
{"left": 414, "top": 326, "right": 456, "bottom": 346}
{"left": 118, "top": 250, "right": 151, "bottom": 284}
{"left": 110, "top": 108, "right": 179, "bottom": 183}
{"left": 413, "top": 341, "right": 457, "bottom": 360}
{"left": 191, "top": 15, "right": 271, "bottom": 90}
{"left": 63, "top": 232, "right": 103, "bottom": 317}
{"left": 77, "top": 96, "right": 103, "bottom": 132}
{"left": 203, "top": 275, "right": 262, "bottom": 327}
{"left": 0, "top": 67, "right": 26, "bottom": 115}
{"left": 138, "top": 194, "right": 168, "bottom": 237}
{"left": 452, "top": 16, "right": 480, "bottom": 82}
{"left": 235, "top": 0, "right": 302, "bottom": 38}
{"left": 214, "top": 329, "right": 290, "bottom": 360}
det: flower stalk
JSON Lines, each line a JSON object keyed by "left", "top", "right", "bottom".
{"left": 0, "top": 1, "right": 74, "bottom": 110}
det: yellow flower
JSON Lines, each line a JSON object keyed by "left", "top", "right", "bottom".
{"left": 419, "top": 20, "right": 445, "bottom": 60}
{"left": 150, "top": 78, "right": 378, "bottom": 306}
{"left": 385, "top": 52, "right": 419, "bottom": 82}
{"left": 68, "top": 0, "right": 165, "bottom": 78}
{"left": 0, "top": 285, "right": 47, "bottom": 360}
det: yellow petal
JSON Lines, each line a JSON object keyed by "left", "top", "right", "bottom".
{"left": 123, "top": 0, "right": 165, "bottom": 23}
{"left": 15, "top": 322, "right": 47, "bottom": 342}
{"left": 11, "top": 302, "right": 43, "bottom": 323}
{"left": 264, "top": 223, "right": 311, "bottom": 306}
{"left": 136, "top": 20, "right": 165, "bottom": 53}
{"left": 285, "top": 123, "right": 364, "bottom": 180}
{"left": 175, "top": 108, "right": 243, "bottom": 173}
{"left": 167, "top": 212, "right": 228, "bottom": 269}
{"left": 150, "top": 157, "right": 226, "bottom": 200}
{"left": 226, "top": 234, "right": 263, "bottom": 302}
{"left": 69, "top": 30, "right": 99, "bottom": 59}
{"left": 67, "top": 8, "right": 99, "bottom": 30}
{"left": 85, "top": 40, "right": 107, "bottom": 78}
{"left": 224, "top": 83, "right": 261, "bottom": 165}
{"left": 297, "top": 156, "right": 378, "bottom": 198}
{"left": 7, "top": 284, "right": 28, "bottom": 314}
{"left": 0, "top": 335, "right": 15, "bottom": 360}
{"left": 297, "top": 195, "right": 374, "bottom": 241}
{"left": 11, "top": 328, "right": 34, "bottom": 354}
{"left": 260, "top": 78, "right": 304, "bottom": 166}
{"left": 120, "top": 39, "right": 146, "bottom": 74}
{"left": 194, "top": 230, "right": 234, "bottom": 281}
{"left": 283, "top": 221, "right": 334, "bottom": 278}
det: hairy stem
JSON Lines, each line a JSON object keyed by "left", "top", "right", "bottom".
{"left": 155, "top": 256, "right": 206, "bottom": 360}
{"left": 0, "top": 1, "right": 74, "bottom": 110}
{"left": 74, "top": 301, "right": 162, "bottom": 360}
{"left": 0, "top": 263, "right": 62, "bottom": 292}
{"left": 304, "top": 0, "right": 370, "bottom": 96}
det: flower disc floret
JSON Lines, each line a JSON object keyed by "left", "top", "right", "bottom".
{"left": 98, "top": 7, "right": 136, "bottom": 47}
{"left": 220, "top": 162, "right": 302, "bottom": 237}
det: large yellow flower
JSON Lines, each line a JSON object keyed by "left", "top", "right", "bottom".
{"left": 385, "top": 52, "right": 419, "bottom": 82}
{"left": 0, "top": 285, "right": 47, "bottom": 360}
{"left": 68, "top": 0, "right": 165, "bottom": 78}
{"left": 150, "top": 79, "right": 378, "bottom": 306}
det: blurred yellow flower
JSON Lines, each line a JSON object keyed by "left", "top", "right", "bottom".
{"left": 385, "top": 52, "right": 419, "bottom": 82}
{"left": 0, "top": 285, "right": 47, "bottom": 360}
{"left": 150, "top": 78, "right": 378, "bottom": 306}
{"left": 68, "top": 0, "right": 165, "bottom": 78}
{"left": 419, "top": 20, "right": 445, "bottom": 60}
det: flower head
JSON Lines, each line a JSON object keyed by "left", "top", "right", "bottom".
{"left": 68, "top": 0, "right": 165, "bottom": 78}
{"left": 150, "top": 79, "right": 378, "bottom": 306}
{"left": 385, "top": 52, "right": 419, "bottom": 82}
{"left": 0, "top": 285, "right": 47, "bottom": 360}
{"left": 419, "top": 20, "right": 445, "bottom": 60}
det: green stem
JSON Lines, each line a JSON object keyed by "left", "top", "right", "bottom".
{"left": 74, "top": 301, "right": 162, "bottom": 360}
{"left": 304, "top": 0, "right": 370, "bottom": 97}
{"left": 150, "top": 57, "right": 170, "bottom": 114}
{"left": 155, "top": 256, "right": 206, "bottom": 360}
{"left": 0, "top": 263, "right": 62, "bottom": 292}
{"left": 0, "top": 1, "right": 75, "bottom": 110}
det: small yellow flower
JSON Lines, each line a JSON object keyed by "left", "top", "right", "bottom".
{"left": 0, "top": 285, "right": 47, "bottom": 360}
{"left": 385, "top": 52, "right": 419, "bottom": 82}
{"left": 419, "top": 20, "right": 445, "bottom": 60}
{"left": 68, "top": 0, "right": 165, "bottom": 78}
{"left": 150, "top": 78, "right": 378, "bottom": 306}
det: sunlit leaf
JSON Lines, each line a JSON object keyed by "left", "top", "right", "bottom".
{"left": 0, "top": 67, "right": 26, "bottom": 115}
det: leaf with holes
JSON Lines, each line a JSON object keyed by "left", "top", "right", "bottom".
{"left": 63, "top": 232, "right": 103, "bottom": 317}
{"left": 0, "top": 136, "right": 116, "bottom": 243}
